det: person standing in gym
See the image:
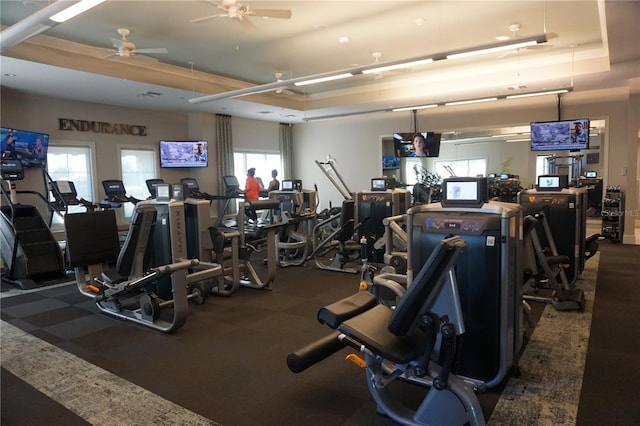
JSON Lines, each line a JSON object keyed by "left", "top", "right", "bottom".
{"left": 266, "top": 169, "right": 280, "bottom": 192}
{"left": 244, "top": 168, "right": 261, "bottom": 201}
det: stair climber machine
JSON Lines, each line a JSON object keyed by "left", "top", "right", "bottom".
{"left": 1, "top": 159, "right": 66, "bottom": 289}
{"left": 517, "top": 174, "right": 600, "bottom": 311}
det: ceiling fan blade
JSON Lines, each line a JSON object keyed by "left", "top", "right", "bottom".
{"left": 246, "top": 9, "right": 291, "bottom": 19}
{"left": 110, "top": 37, "right": 124, "bottom": 48}
{"left": 131, "top": 54, "right": 160, "bottom": 62}
{"left": 190, "top": 13, "right": 228, "bottom": 23}
{"left": 103, "top": 51, "right": 118, "bottom": 59}
{"left": 238, "top": 16, "right": 257, "bottom": 33}
{"left": 133, "top": 48, "right": 168, "bottom": 54}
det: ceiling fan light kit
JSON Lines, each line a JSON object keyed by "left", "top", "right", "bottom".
{"left": 189, "top": 0, "right": 291, "bottom": 33}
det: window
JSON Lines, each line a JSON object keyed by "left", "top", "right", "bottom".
{"left": 233, "top": 152, "right": 281, "bottom": 191}
{"left": 535, "top": 155, "right": 549, "bottom": 180}
{"left": 47, "top": 144, "right": 94, "bottom": 224}
{"left": 120, "top": 147, "right": 157, "bottom": 218}
{"left": 434, "top": 158, "right": 487, "bottom": 179}
{"left": 403, "top": 158, "right": 423, "bottom": 186}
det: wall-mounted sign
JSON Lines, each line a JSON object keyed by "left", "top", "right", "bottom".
{"left": 58, "top": 118, "right": 147, "bottom": 136}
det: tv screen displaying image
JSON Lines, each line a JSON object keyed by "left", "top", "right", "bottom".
{"left": 393, "top": 132, "right": 441, "bottom": 157}
{"left": 537, "top": 174, "right": 568, "bottom": 190}
{"left": 1, "top": 126, "right": 49, "bottom": 168}
{"left": 159, "top": 140, "right": 208, "bottom": 168}
{"left": 441, "top": 177, "right": 488, "bottom": 207}
{"left": 530, "top": 118, "right": 590, "bottom": 151}
{"left": 382, "top": 155, "right": 400, "bottom": 170}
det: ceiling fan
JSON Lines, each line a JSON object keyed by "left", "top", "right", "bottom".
{"left": 497, "top": 24, "right": 554, "bottom": 58}
{"left": 104, "top": 28, "right": 168, "bottom": 60}
{"left": 190, "top": 0, "right": 292, "bottom": 33}
{"left": 273, "top": 73, "right": 295, "bottom": 95}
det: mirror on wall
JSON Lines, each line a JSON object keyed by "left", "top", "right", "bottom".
{"left": 382, "top": 119, "right": 606, "bottom": 191}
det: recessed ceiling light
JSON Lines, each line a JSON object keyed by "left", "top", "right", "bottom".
{"left": 495, "top": 36, "right": 510, "bottom": 41}
{"left": 338, "top": 36, "right": 350, "bottom": 44}
{"left": 415, "top": 18, "right": 424, "bottom": 26}
{"left": 3, "top": 73, "right": 17, "bottom": 78}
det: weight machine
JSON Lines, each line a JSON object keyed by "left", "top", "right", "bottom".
{"left": 288, "top": 236, "right": 486, "bottom": 426}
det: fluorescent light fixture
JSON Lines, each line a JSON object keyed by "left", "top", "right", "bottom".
{"left": 294, "top": 73, "right": 354, "bottom": 86}
{"left": 491, "top": 133, "right": 518, "bottom": 138}
{"left": 446, "top": 33, "right": 547, "bottom": 60}
{"left": 392, "top": 104, "right": 438, "bottom": 112}
{"left": 445, "top": 97, "right": 498, "bottom": 106}
{"left": 49, "top": 0, "right": 106, "bottom": 23}
{"left": 362, "top": 58, "right": 434, "bottom": 74}
{"left": 190, "top": 32, "right": 549, "bottom": 104}
{"left": 1, "top": 0, "right": 106, "bottom": 51}
{"left": 506, "top": 88, "right": 570, "bottom": 99}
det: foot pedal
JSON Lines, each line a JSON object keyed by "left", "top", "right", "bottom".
{"left": 346, "top": 353, "right": 366, "bottom": 368}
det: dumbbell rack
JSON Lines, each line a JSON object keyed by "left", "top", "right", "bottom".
{"left": 601, "top": 186, "right": 624, "bottom": 242}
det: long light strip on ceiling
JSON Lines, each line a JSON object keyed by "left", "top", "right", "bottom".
{"left": 362, "top": 58, "right": 434, "bottom": 75}
{"left": 390, "top": 87, "right": 572, "bottom": 113}
{"left": 446, "top": 34, "right": 547, "bottom": 59}
{"left": 505, "top": 88, "right": 570, "bottom": 99}
{"left": 189, "top": 32, "right": 549, "bottom": 104}
{"left": 294, "top": 73, "right": 354, "bottom": 86}
{"left": 50, "top": 0, "right": 106, "bottom": 23}
{"left": 392, "top": 104, "right": 439, "bottom": 112}
{"left": 444, "top": 97, "right": 498, "bottom": 106}
{"left": 305, "top": 86, "right": 571, "bottom": 121}
{"left": 0, "top": 0, "right": 105, "bottom": 51}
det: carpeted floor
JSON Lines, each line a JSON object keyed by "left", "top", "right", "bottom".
{"left": 1, "top": 239, "right": 638, "bottom": 425}
{"left": 575, "top": 240, "right": 640, "bottom": 425}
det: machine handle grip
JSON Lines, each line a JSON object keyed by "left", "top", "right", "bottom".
{"left": 152, "top": 259, "right": 200, "bottom": 274}
{"left": 287, "top": 331, "right": 346, "bottom": 373}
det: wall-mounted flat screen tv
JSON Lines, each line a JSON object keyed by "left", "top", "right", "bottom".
{"left": 393, "top": 132, "right": 441, "bottom": 157}
{"left": 1, "top": 126, "right": 49, "bottom": 168}
{"left": 530, "top": 118, "right": 589, "bottom": 151}
{"left": 159, "top": 140, "right": 208, "bottom": 168}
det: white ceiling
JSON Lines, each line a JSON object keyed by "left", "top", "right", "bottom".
{"left": 1, "top": 0, "right": 638, "bottom": 124}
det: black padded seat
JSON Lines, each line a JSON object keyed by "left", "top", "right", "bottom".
{"left": 339, "top": 304, "right": 426, "bottom": 364}
{"left": 340, "top": 236, "right": 465, "bottom": 364}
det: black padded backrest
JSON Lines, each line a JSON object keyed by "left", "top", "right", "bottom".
{"left": 115, "top": 205, "right": 157, "bottom": 278}
{"left": 388, "top": 236, "right": 466, "bottom": 336}
{"left": 64, "top": 210, "right": 120, "bottom": 267}
{"left": 336, "top": 199, "right": 355, "bottom": 242}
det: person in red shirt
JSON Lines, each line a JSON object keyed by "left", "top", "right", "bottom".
{"left": 244, "top": 168, "right": 262, "bottom": 201}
